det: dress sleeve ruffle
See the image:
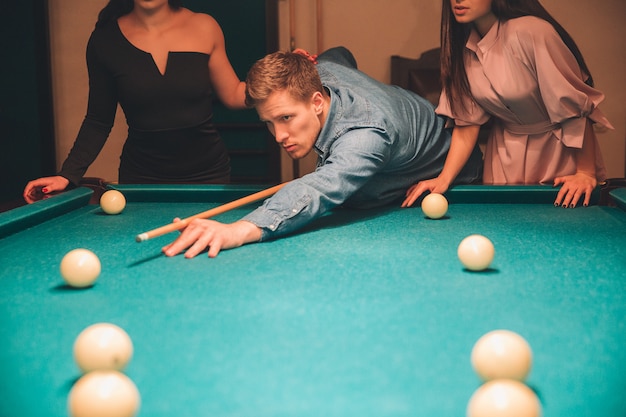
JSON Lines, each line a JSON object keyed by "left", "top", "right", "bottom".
{"left": 435, "top": 87, "right": 490, "bottom": 128}
{"left": 519, "top": 18, "right": 613, "bottom": 148}
{"left": 557, "top": 106, "right": 613, "bottom": 149}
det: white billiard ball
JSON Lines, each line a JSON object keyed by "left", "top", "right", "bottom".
{"left": 471, "top": 330, "right": 533, "bottom": 382}
{"left": 60, "top": 249, "right": 101, "bottom": 288}
{"left": 74, "top": 323, "right": 133, "bottom": 373}
{"left": 68, "top": 370, "right": 140, "bottom": 417}
{"left": 421, "top": 192, "right": 448, "bottom": 219}
{"left": 100, "top": 190, "right": 126, "bottom": 215}
{"left": 457, "top": 234, "right": 495, "bottom": 271}
{"left": 467, "top": 379, "right": 541, "bottom": 417}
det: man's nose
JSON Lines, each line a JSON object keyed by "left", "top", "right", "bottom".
{"left": 274, "top": 126, "right": 288, "bottom": 143}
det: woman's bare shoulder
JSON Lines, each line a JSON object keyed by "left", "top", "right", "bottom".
{"left": 183, "top": 9, "right": 222, "bottom": 33}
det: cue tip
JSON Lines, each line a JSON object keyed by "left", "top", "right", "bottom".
{"left": 136, "top": 233, "right": 148, "bottom": 243}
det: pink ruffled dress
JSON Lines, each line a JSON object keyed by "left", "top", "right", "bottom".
{"left": 436, "top": 16, "right": 612, "bottom": 184}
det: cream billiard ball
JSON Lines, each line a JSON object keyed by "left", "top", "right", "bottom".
{"left": 74, "top": 323, "right": 134, "bottom": 373}
{"left": 74, "top": 323, "right": 133, "bottom": 372}
{"left": 68, "top": 370, "right": 140, "bottom": 417}
{"left": 457, "top": 234, "right": 495, "bottom": 271}
{"left": 471, "top": 330, "right": 533, "bottom": 382}
{"left": 467, "top": 379, "right": 541, "bottom": 417}
{"left": 60, "top": 249, "right": 101, "bottom": 288}
{"left": 100, "top": 190, "right": 126, "bottom": 215}
{"left": 421, "top": 192, "right": 448, "bottom": 219}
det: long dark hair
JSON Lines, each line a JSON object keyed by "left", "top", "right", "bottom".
{"left": 440, "top": 0, "right": 593, "bottom": 114}
{"left": 95, "top": 0, "right": 184, "bottom": 28}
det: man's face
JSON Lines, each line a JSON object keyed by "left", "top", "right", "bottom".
{"left": 256, "top": 89, "right": 324, "bottom": 160}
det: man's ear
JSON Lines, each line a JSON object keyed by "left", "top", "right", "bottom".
{"left": 311, "top": 91, "right": 325, "bottom": 114}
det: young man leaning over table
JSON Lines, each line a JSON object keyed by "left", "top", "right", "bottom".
{"left": 162, "top": 47, "right": 482, "bottom": 258}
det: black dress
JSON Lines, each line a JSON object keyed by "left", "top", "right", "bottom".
{"left": 59, "top": 21, "right": 230, "bottom": 185}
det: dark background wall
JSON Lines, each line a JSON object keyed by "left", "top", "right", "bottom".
{"left": 0, "top": 0, "right": 56, "bottom": 206}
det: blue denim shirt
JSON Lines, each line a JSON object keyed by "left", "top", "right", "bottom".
{"left": 242, "top": 47, "right": 481, "bottom": 241}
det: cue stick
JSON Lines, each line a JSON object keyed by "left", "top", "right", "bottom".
{"left": 135, "top": 182, "right": 288, "bottom": 242}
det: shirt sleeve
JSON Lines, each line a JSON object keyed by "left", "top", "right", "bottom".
{"left": 58, "top": 31, "right": 118, "bottom": 185}
{"left": 241, "top": 128, "right": 391, "bottom": 240}
{"left": 517, "top": 18, "right": 613, "bottom": 148}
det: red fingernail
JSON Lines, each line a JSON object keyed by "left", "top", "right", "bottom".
{"left": 42, "top": 188, "right": 48, "bottom": 193}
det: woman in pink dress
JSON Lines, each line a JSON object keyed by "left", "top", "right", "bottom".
{"left": 402, "top": 0, "right": 612, "bottom": 208}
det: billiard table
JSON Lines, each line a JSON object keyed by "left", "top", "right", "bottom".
{"left": 1, "top": 183, "right": 625, "bottom": 417}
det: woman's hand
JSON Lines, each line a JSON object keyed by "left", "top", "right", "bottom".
{"left": 292, "top": 48, "right": 318, "bottom": 64}
{"left": 401, "top": 176, "right": 451, "bottom": 208}
{"left": 553, "top": 172, "right": 597, "bottom": 208}
{"left": 23, "top": 176, "right": 70, "bottom": 203}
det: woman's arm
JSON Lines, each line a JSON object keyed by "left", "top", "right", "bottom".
{"left": 402, "top": 124, "right": 480, "bottom": 207}
{"left": 24, "top": 30, "right": 117, "bottom": 202}
{"left": 204, "top": 16, "right": 247, "bottom": 109}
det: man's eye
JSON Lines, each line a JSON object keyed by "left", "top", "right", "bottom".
{"left": 281, "top": 115, "right": 292, "bottom": 121}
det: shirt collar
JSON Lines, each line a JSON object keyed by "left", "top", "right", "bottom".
{"left": 466, "top": 20, "right": 500, "bottom": 55}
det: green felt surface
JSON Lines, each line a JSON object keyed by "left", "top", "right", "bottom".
{"left": 0, "top": 185, "right": 625, "bottom": 417}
